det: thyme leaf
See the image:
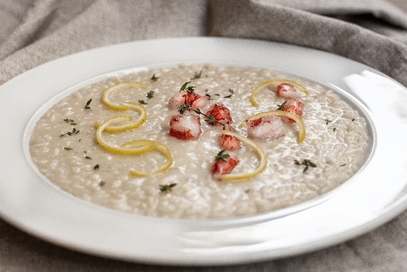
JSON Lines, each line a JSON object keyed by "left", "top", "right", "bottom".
{"left": 147, "top": 90, "right": 154, "bottom": 99}
{"left": 84, "top": 99, "right": 92, "bottom": 109}
{"left": 150, "top": 74, "right": 159, "bottom": 81}
{"left": 180, "top": 81, "right": 195, "bottom": 93}
{"left": 276, "top": 101, "right": 287, "bottom": 110}
{"left": 138, "top": 100, "right": 147, "bottom": 105}
{"left": 192, "top": 70, "right": 203, "bottom": 79}
{"left": 215, "top": 150, "right": 230, "bottom": 162}
{"left": 224, "top": 88, "right": 234, "bottom": 98}
{"left": 178, "top": 104, "right": 226, "bottom": 126}
{"left": 63, "top": 118, "right": 76, "bottom": 125}
{"left": 160, "top": 183, "right": 177, "bottom": 192}
{"left": 61, "top": 127, "right": 80, "bottom": 137}
{"left": 294, "top": 159, "right": 317, "bottom": 173}
{"left": 178, "top": 103, "right": 191, "bottom": 114}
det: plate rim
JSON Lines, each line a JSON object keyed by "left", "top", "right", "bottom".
{"left": 1, "top": 37, "right": 407, "bottom": 266}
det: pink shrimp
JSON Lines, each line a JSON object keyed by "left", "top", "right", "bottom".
{"left": 211, "top": 153, "right": 239, "bottom": 179}
{"left": 169, "top": 112, "right": 202, "bottom": 140}
{"left": 281, "top": 98, "right": 304, "bottom": 123}
{"left": 168, "top": 90, "right": 209, "bottom": 110}
{"left": 205, "top": 103, "right": 233, "bottom": 126}
{"left": 218, "top": 124, "right": 241, "bottom": 151}
{"left": 246, "top": 115, "right": 286, "bottom": 141}
{"left": 268, "top": 83, "right": 298, "bottom": 99}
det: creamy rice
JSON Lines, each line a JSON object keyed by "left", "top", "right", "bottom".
{"left": 29, "top": 64, "right": 369, "bottom": 219}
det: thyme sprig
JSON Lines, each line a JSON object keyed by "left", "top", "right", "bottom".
{"left": 150, "top": 74, "right": 159, "bottom": 81}
{"left": 294, "top": 159, "right": 317, "bottom": 173}
{"left": 192, "top": 70, "right": 203, "bottom": 79}
{"left": 160, "top": 183, "right": 177, "bottom": 192}
{"left": 60, "top": 127, "right": 80, "bottom": 137}
{"left": 180, "top": 81, "right": 195, "bottom": 93}
{"left": 147, "top": 90, "right": 154, "bottom": 99}
{"left": 224, "top": 88, "right": 234, "bottom": 98}
{"left": 178, "top": 104, "right": 227, "bottom": 126}
{"left": 215, "top": 150, "right": 230, "bottom": 162}
{"left": 277, "top": 101, "right": 287, "bottom": 110}
{"left": 63, "top": 118, "right": 76, "bottom": 125}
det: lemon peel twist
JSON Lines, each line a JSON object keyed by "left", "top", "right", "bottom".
{"left": 250, "top": 79, "right": 308, "bottom": 107}
{"left": 123, "top": 140, "right": 173, "bottom": 177}
{"left": 95, "top": 116, "right": 156, "bottom": 155}
{"left": 95, "top": 101, "right": 147, "bottom": 133}
{"left": 240, "top": 110, "right": 306, "bottom": 143}
{"left": 102, "top": 82, "right": 149, "bottom": 111}
{"left": 217, "top": 130, "right": 267, "bottom": 181}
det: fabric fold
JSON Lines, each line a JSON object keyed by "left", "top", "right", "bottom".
{"left": 0, "top": 0, "right": 58, "bottom": 60}
{"left": 208, "top": 0, "right": 407, "bottom": 86}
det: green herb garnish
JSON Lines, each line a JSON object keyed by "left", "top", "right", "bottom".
{"left": 294, "top": 159, "right": 317, "bottom": 173}
{"left": 84, "top": 99, "right": 92, "bottom": 109}
{"left": 192, "top": 70, "right": 203, "bottom": 79}
{"left": 147, "top": 90, "right": 154, "bottom": 99}
{"left": 180, "top": 81, "right": 195, "bottom": 93}
{"left": 277, "top": 101, "right": 287, "bottom": 110}
{"left": 150, "top": 74, "right": 159, "bottom": 81}
{"left": 178, "top": 104, "right": 225, "bottom": 126}
{"left": 63, "top": 118, "right": 76, "bottom": 125}
{"left": 215, "top": 150, "right": 230, "bottom": 162}
{"left": 138, "top": 100, "right": 147, "bottom": 105}
{"left": 94, "top": 164, "right": 100, "bottom": 170}
{"left": 61, "top": 127, "right": 79, "bottom": 137}
{"left": 224, "top": 88, "right": 234, "bottom": 98}
{"left": 159, "top": 183, "right": 177, "bottom": 192}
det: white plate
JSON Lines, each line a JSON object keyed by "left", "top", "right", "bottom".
{"left": 1, "top": 37, "right": 407, "bottom": 266}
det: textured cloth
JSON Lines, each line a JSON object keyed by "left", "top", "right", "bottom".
{"left": 1, "top": 0, "right": 407, "bottom": 271}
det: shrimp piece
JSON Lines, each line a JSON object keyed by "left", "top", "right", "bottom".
{"left": 281, "top": 98, "right": 304, "bottom": 122}
{"left": 246, "top": 115, "right": 286, "bottom": 140}
{"left": 168, "top": 91, "right": 209, "bottom": 110}
{"left": 268, "top": 83, "right": 298, "bottom": 99}
{"left": 211, "top": 154, "right": 239, "bottom": 179}
{"left": 218, "top": 124, "right": 241, "bottom": 150}
{"left": 169, "top": 112, "right": 202, "bottom": 140}
{"left": 205, "top": 103, "right": 233, "bottom": 126}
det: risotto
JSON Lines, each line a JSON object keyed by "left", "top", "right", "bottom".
{"left": 29, "top": 64, "right": 369, "bottom": 219}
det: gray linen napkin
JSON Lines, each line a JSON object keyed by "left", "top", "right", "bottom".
{"left": 1, "top": 0, "right": 407, "bottom": 271}
{"left": 209, "top": 0, "right": 407, "bottom": 86}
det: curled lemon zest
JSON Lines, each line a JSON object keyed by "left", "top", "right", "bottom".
{"left": 217, "top": 130, "right": 267, "bottom": 181}
{"left": 123, "top": 140, "right": 173, "bottom": 177}
{"left": 239, "top": 110, "right": 306, "bottom": 143}
{"left": 250, "top": 79, "right": 308, "bottom": 107}
{"left": 95, "top": 101, "right": 147, "bottom": 133}
{"left": 102, "top": 82, "right": 149, "bottom": 111}
{"left": 95, "top": 116, "right": 156, "bottom": 155}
